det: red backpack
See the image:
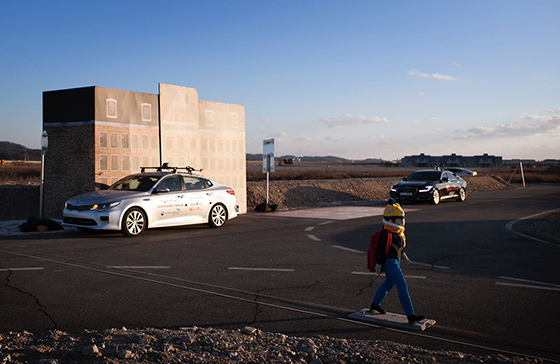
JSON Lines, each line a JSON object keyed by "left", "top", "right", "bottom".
{"left": 367, "top": 228, "right": 392, "bottom": 272}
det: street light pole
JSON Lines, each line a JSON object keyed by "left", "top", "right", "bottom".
{"left": 40, "top": 131, "right": 48, "bottom": 219}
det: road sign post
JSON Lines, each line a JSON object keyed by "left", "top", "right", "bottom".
{"left": 40, "top": 130, "right": 48, "bottom": 219}
{"left": 263, "top": 138, "right": 275, "bottom": 208}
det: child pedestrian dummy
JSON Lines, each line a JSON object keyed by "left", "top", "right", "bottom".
{"left": 370, "top": 198, "right": 425, "bottom": 324}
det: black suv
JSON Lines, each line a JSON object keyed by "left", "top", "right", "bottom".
{"left": 390, "top": 169, "right": 467, "bottom": 205}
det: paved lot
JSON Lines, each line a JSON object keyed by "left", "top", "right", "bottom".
{"left": 1, "top": 185, "right": 559, "bottom": 361}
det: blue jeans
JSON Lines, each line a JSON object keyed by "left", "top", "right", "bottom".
{"left": 372, "top": 258, "right": 415, "bottom": 316}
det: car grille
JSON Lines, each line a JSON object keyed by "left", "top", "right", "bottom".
{"left": 63, "top": 217, "right": 97, "bottom": 226}
{"left": 66, "top": 203, "right": 94, "bottom": 211}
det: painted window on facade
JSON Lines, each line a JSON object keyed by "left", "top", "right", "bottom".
{"left": 111, "top": 155, "right": 119, "bottom": 171}
{"left": 141, "top": 103, "right": 152, "bottom": 122}
{"left": 106, "top": 99, "right": 117, "bottom": 119}
{"left": 110, "top": 133, "right": 118, "bottom": 148}
{"left": 99, "top": 132, "right": 108, "bottom": 148}
{"left": 122, "top": 156, "right": 130, "bottom": 171}
{"left": 100, "top": 155, "right": 108, "bottom": 171}
{"left": 121, "top": 134, "right": 129, "bottom": 149}
{"left": 206, "top": 110, "right": 214, "bottom": 127}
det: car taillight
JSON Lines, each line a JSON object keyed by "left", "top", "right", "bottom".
{"left": 226, "top": 190, "right": 235, "bottom": 195}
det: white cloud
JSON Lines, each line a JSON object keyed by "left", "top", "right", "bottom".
{"left": 462, "top": 114, "right": 560, "bottom": 139}
{"left": 545, "top": 108, "right": 560, "bottom": 114}
{"left": 325, "top": 135, "right": 343, "bottom": 141}
{"left": 320, "top": 113, "right": 391, "bottom": 128}
{"left": 266, "top": 131, "right": 289, "bottom": 138}
{"left": 259, "top": 117, "right": 272, "bottom": 123}
{"left": 408, "top": 70, "right": 456, "bottom": 81}
{"left": 412, "top": 117, "right": 440, "bottom": 125}
{"left": 417, "top": 92, "right": 425, "bottom": 97}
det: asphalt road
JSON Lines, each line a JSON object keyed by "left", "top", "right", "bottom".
{"left": 0, "top": 185, "right": 559, "bottom": 361}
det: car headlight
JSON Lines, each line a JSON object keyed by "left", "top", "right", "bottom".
{"left": 91, "top": 201, "right": 121, "bottom": 211}
{"left": 419, "top": 185, "right": 433, "bottom": 193}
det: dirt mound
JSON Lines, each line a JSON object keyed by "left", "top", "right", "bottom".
{"left": 247, "top": 175, "right": 513, "bottom": 211}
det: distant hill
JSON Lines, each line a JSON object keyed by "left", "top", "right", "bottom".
{"left": 247, "top": 153, "right": 386, "bottom": 164}
{"left": 0, "top": 141, "right": 41, "bottom": 161}
{"left": 2, "top": 142, "right": 387, "bottom": 164}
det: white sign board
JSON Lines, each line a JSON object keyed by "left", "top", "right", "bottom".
{"left": 263, "top": 138, "right": 275, "bottom": 173}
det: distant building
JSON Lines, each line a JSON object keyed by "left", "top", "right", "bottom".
{"left": 43, "top": 83, "right": 246, "bottom": 218}
{"left": 400, "top": 153, "right": 503, "bottom": 168}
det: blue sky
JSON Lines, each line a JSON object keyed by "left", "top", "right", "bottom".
{"left": 1, "top": 1, "right": 559, "bottom": 161}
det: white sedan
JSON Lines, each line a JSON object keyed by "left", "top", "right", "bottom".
{"left": 63, "top": 168, "right": 239, "bottom": 237}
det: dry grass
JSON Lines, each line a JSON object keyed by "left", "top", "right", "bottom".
{"left": 246, "top": 169, "right": 406, "bottom": 181}
{"left": 2, "top": 162, "right": 558, "bottom": 184}
{"left": 488, "top": 167, "right": 560, "bottom": 184}
{"left": 0, "top": 162, "right": 40, "bottom": 183}
{"left": 249, "top": 166, "right": 560, "bottom": 183}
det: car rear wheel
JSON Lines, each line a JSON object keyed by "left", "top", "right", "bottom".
{"left": 208, "top": 203, "right": 227, "bottom": 228}
{"left": 121, "top": 208, "right": 147, "bottom": 237}
{"left": 456, "top": 187, "right": 466, "bottom": 202}
{"left": 430, "top": 189, "right": 440, "bottom": 205}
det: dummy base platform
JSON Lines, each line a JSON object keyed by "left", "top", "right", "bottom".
{"left": 349, "top": 308, "right": 436, "bottom": 331}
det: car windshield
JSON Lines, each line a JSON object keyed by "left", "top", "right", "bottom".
{"left": 407, "top": 171, "right": 442, "bottom": 181}
{"left": 109, "top": 175, "right": 160, "bottom": 191}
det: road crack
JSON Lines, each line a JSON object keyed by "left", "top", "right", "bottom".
{"left": 2, "top": 268, "right": 58, "bottom": 330}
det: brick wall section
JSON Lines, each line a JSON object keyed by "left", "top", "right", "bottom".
{"left": 43, "top": 124, "right": 95, "bottom": 218}
{"left": 0, "top": 185, "right": 40, "bottom": 220}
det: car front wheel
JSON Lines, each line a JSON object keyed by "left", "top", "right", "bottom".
{"left": 121, "top": 208, "right": 147, "bottom": 237}
{"left": 430, "top": 189, "right": 440, "bottom": 205}
{"left": 208, "top": 203, "right": 227, "bottom": 228}
{"left": 456, "top": 187, "right": 466, "bottom": 202}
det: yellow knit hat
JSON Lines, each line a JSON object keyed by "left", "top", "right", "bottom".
{"left": 383, "top": 198, "right": 405, "bottom": 219}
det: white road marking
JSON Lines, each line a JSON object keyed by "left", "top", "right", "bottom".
{"left": 495, "top": 282, "right": 560, "bottom": 292}
{"left": 332, "top": 245, "right": 366, "bottom": 254}
{"left": 497, "top": 276, "right": 560, "bottom": 288}
{"left": 107, "top": 266, "right": 171, "bottom": 269}
{"left": 351, "top": 271, "right": 426, "bottom": 279}
{"left": 306, "top": 234, "right": 321, "bottom": 241}
{"left": 228, "top": 267, "right": 295, "bottom": 272}
{"left": 0, "top": 267, "right": 45, "bottom": 272}
{"left": 505, "top": 208, "right": 560, "bottom": 246}
{"left": 409, "top": 261, "right": 450, "bottom": 270}
{"left": 305, "top": 226, "right": 315, "bottom": 231}
{"left": 271, "top": 206, "right": 419, "bottom": 221}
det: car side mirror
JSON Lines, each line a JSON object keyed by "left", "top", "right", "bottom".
{"left": 441, "top": 177, "right": 449, "bottom": 182}
{"left": 403, "top": 177, "right": 407, "bottom": 181}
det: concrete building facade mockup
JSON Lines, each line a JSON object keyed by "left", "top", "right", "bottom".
{"left": 42, "top": 83, "right": 246, "bottom": 218}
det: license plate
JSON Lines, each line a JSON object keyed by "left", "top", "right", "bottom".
{"left": 401, "top": 192, "right": 413, "bottom": 196}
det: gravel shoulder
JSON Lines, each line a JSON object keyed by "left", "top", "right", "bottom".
{"left": 1, "top": 176, "right": 556, "bottom": 363}
{"left": 0, "top": 326, "right": 543, "bottom": 364}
